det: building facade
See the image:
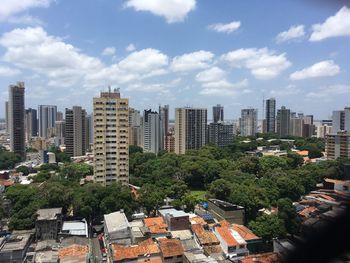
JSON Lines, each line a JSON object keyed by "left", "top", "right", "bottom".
{"left": 208, "top": 122, "right": 234, "bottom": 147}
{"left": 332, "top": 108, "right": 350, "bottom": 133}
{"left": 93, "top": 88, "right": 129, "bottom": 185}
{"left": 38, "top": 105, "right": 57, "bottom": 138}
{"left": 142, "top": 109, "right": 162, "bottom": 154}
{"left": 65, "top": 106, "right": 87, "bottom": 157}
{"left": 265, "top": 98, "right": 276, "bottom": 133}
{"left": 239, "top": 109, "right": 258, "bottom": 137}
{"left": 8, "top": 82, "right": 26, "bottom": 159}
{"left": 325, "top": 132, "right": 350, "bottom": 160}
{"left": 276, "top": 106, "right": 291, "bottom": 137}
{"left": 25, "top": 108, "right": 38, "bottom": 142}
{"left": 175, "top": 107, "right": 207, "bottom": 154}
{"left": 128, "top": 108, "right": 142, "bottom": 147}
{"left": 213, "top": 104, "right": 224, "bottom": 123}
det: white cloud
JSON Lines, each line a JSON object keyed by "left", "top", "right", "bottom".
{"left": 270, "top": 84, "right": 301, "bottom": 97}
{"left": 124, "top": 0, "right": 196, "bottom": 23}
{"left": 310, "top": 6, "right": 350, "bottom": 41}
{"left": 196, "top": 67, "right": 225, "bottom": 82}
{"left": 199, "top": 79, "right": 248, "bottom": 97}
{"left": 208, "top": 21, "right": 241, "bottom": 34}
{"left": 126, "top": 43, "right": 136, "bottom": 52}
{"left": 290, "top": 60, "right": 340, "bottom": 80}
{"left": 306, "top": 85, "right": 350, "bottom": 99}
{"left": 276, "top": 25, "right": 305, "bottom": 43}
{"left": 221, "top": 48, "right": 291, "bottom": 80}
{"left": 7, "top": 15, "right": 43, "bottom": 25}
{"left": 101, "top": 47, "right": 116, "bottom": 56}
{"left": 0, "top": 66, "right": 21, "bottom": 77}
{"left": 171, "top": 50, "right": 214, "bottom": 72}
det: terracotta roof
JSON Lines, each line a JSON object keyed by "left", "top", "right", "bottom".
{"left": 144, "top": 217, "right": 168, "bottom": 234}
{"left": 191, "top": 224, "right": 219, "bottom": 246}
{"left": 298, "top": 206, "right": 318, "bottom": 217}
{"left": 58, "top": 245, "right": 88, "bottom": 259}
{"left": 297, "top": 150, "right": 309, "bottom": 156}
{"left": 232, "top": 224, "right": 259, "bottom": 241}
{"left": 215, "top": 226, "right": 238, "bottom": 247}
{"left": 0, "top": 180, "right": 15, "bottom": 187}
{"left": 190, "top": 216, "right": 207, "bottom": 225}
{"left": 218, "top": 220, "right": 231, "bottom": 227}
{"left": 112, "top": 239, "right": 160, "bottom": 261}
{"left": 203, "top": 244, "right": 223, "bottom": 254}
{"left": 240, "top": 252, "right": 279, "bottom": 263}
{"left": 158, "top": 238, "right": 184, "bottom": 258}
{"left": 325, "top": 178, "right": 350, "bottom": 185}
{"left": 138, "top": 258, "right": 163, "bottom": 263}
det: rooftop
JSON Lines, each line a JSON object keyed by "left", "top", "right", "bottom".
{"left": 37, "top": 208, "right": 62, "bottom": 221}
{"left": 192, "top": 224, "right": 219, "bottom": 246}
{"left": 159, "top": 208, "right": 189, "bottom": 218}
{"left": 215, "top": 227, "right": 238, "bottom": 247}
{"left": 240, "top": 252, "right": 279, "bottom": 263}
{"left": 144, "top": 217, "right": 168, "bottom": 234}
{"left": 159, "top": 238, "right": 184, "bottom": 258}
{"left": 58, "top": 244, "right": 89, "bottom": 263}
{"left": 61, "top": 220, "right": 88, "bottom": 237}
{"left": 0, "top": 233, "right": 32, "bottom": 251}
{"left": 208, "top": 199, "right": 244, "bottom": 211}
{"left": 232, "top": 224, "right": 259, "bottom": 241}
{"left": 104, "top": 211, "right": 129, "bottom": 233}
{"left": 112, "top": 238, "right": 160, "bottom": 261}
{"left": 171, "top": 230, "right": 193, "bottom": 240}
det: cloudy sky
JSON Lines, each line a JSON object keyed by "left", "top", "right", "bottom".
{"left": 0, "top": 0, "right": 350, "bottom": 119}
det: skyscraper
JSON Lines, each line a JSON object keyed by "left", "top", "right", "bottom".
{"left": 8, "top": 82, "right": 25, "bottom": 159}
{"left": 38, "top": 105, "right": 57, "bottom": 138}
{"left": 239, "top": 109, "right": 258, "bottom": 136}
{"left": 129, "top": 108, "right": 141, "bottom": 147}
{"left": 25, "top": 108, "right": 38, "bottom": 142}
{"left": 65, "top": 106, "right": 87, "bottom": 157}
{"left": 175, "top": 107, "right": 207, "bottom": 154}
{"left": 332, "top": 108, "right": 350, "bottom": 133}
{"left": 86, "top": 114, "right": 93, "bottom": 151}
{"left": 208, "top": 122, "right": 234, "bottom": 147}
{"left": 265, "top": 98, "right": 276, "bottom": 133}
{"left": 276, "top": 106, "right": 291, "bottom": 137}
{"left": 213, "top": 104, "right": 224, "bottom": 123}
{"left": 5, "top": 101, "right": 9, "bottom": 134}
{"left": 54, "top": 120, "right": 65, "bottom": 146}
{"left": 142, "top": 109, "right": 161, "bottom": 154}
{"left": 93, "top": 88, "right": 129, "bottom": 186}
{"left": 326, "top": 132, "right": 350, "bottom": 160}
{"left": 159, "top": 105, "right": 169, "bottom": 150}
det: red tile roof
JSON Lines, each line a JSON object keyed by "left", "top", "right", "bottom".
{"left": 215, "top": 226, "right": 238, "bottom": 247}
{"left": 158, "top": 238, "right": 184, "bottom": 258}
{"left": 232, "top": 224, "right": 259, "bottom": 241}
{"left": 191, "top": 224, "right": 219, "bottom": 246}
{"left": 112, "top": 239, "right": 160, "bottom": 261}
{"left": 190, "top": 216, "right": 207, "bottom": 225}
{"left": 144, "top": 217, "right": 168, "bottom": 234}
{"left": 58, "top": 245, "right": 89, "bottom": 259}
{"left": 240, "top": 252, "right": 279, "bottom": 263}
{"left": 298, "top": 206, "right": 318, "bottom": 217}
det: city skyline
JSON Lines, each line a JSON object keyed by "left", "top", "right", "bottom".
{"left": 0, "top": 1, "right": 350, "bottom": 119}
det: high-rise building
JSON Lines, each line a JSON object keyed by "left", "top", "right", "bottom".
{"left": 8, "top": 82, "right": 26, "bottom": 159}
{"left": 239, "top": 109, "right": 258, "bottom": 136}
{"left": 159, "top": 105, "right": 169, "bottom": 150}
{"left": 277, "top": 106, "right": 291, "bottom": 137}
{"left": 265, "top": 98, "right": 276, "bottom": 133}
{"left": 289, "top": 116, "right": 304, "bottom": 137}
{"left": 165, "top": 127, "right": 175, "bottom": 153}
{"left": 128, "top": 108, "right": 141, "bottom": 146}
{"left": 326, "top": 131, "right": 350, "bottom": 160}
{"left": 56, "top": 111, "right": 64, "bottom": 121}
{"left": 65, "top": 106, "right": 87, "bottom": 157}
{"left": 38, "top": 105, "right": 57, "bottom": 138}
{"left": 86, "top": 114, "right": 93, "bottom": 151}
{"left": 25, "top": 108, "right": 38, "bottom": 142}
{"left": 317, "top": 124, "right": 332, "bottom": 139}
{"left": 303, "top": 115, "right": 314, "bottom": 138}
{"left": 93, "top": 88, "right": 129, "bottom": 186}
{"left": 54, "top": 120, "right": 65, "bottom": 146}
{"left": 213, "top": 104, "right": 224, "bottom": 123}
{"left": 141, "top": 109, "right": 161, "bottom": 154}
{"left": 208, "top": 122, "right": 234, "bottom": 147}
{"left": 332, "top": 108, "right": 350, "bottom": 133}
{"left": 5, "top": 101, "right": 9, "bottom": 134}
{"left": 175, "top": 107, "right": 207, "bottom": 154}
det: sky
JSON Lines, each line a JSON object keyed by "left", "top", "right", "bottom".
{"left": 0, "top": 0, "right": 350, "bottom": 120}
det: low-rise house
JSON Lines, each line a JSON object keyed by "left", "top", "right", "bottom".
{"left": 129, "top": 220, "right": 149, "bottom": 244}
{"left": 239, "top": 252, "right": 280, "bottom": 263}
{"left": 0, "top": 231, "right": 33, "bottom": 263}
{"left": 58, "top": 244, "right": 89, "bottom": 263}
{"left": 34, "top": 239, "right": 59, "bottom": 263}
{"left": 159, "top": 209, "right": 190, "bottom": 231}
{"left": 191, "top": 224, "right": 222, "bottom": 257}
{"left": 184, "top": 252, "right": 219, "bottom": 263}
{"left": 214, "top": 226, "right": 248, "bottom": 260}
{"left": 60, "top": 219, "right": 88, "bottom": 238}
{"left": 111, "top": 238, "right": 161, "bottom": 262}
{"left": 232, "top": 224, "right": 263, "bottom": 254}
{"left": 208, "top": 199, "right": 245, "bottom": 224}
{"left": 35, "top": 208, "right": 62, "bottom": 241}
{"left": 171, "top": 230, "right": 201, "bottom": 253}
{"left": 104, "top": 211, "right": 131, "bottom": 245}
{"left": 143, "top": 217, "right": 169, "bottom": 238}
{"left": 159, "top": 238, "right": 184, "bottom": 263}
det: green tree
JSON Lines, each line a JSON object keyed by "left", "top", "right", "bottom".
{"left": 139, "top": 184, "right": 165, "bottom": 215}
{"left": 248, "top": 214, "right": 286, "bottom": 241}
{"left": 60, "top": 163, "right": 93, "bottom": 182}
{"left": 16, "top": 166, "right": 30, "bottom": 175}
{"left": 259, "top": 156, "right": 288, "bottom": 175}
{"left": 277, "top": 198, "right": 300, "bottom": 234}
{"left": 0, "top": 147, "right": 21, "bottom": 169}
{"left": 209, "top": 179, "right": 232, "bottom": 200}
{"left": 276, "top": 176, "right": 305, "bottom": 201}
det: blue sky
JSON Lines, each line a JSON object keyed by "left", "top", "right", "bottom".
{"left": 0, "top": 0, "right": 350, "bottom": 119}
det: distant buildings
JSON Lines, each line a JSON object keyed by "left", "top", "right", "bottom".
{"left": 8, "top": 82, "right": 26, "bottom": 159}
{"left": 239, "top": 109, "right": 258, "bottom": 137}
{"left": 213, "top": 104, "right": 224, "bottom": 123}
{"left": 159, "top": 104, "right": 169, "bottom": 149}
{"left": 65, "top": 106, "right": 87, "bottom": 157}
{"left": 208, "top": 122, "right": 234, "bottom": 147}
{"left": 93, "top": 88, "right": 129, "bottom": 185}
{"left": 25, "top": 108, "right": 38, "bottom": 142}
{"left": 38, "top": 105, "right": 57, "bottom": 138}
{"left": 141, "top": 109, "right": 162, "bottom": 154}
{"left": 276, "top": 106, "right": 291, "bottom": 137}
{"left": 5, "top": 101, "right": 9, "bottom": 134}
{"left": 332, "top": 107, "right": 350, "bottom": 133}
{"left": 128, "top": 107, "right": 141, "bottom": 147}
{"left": 265, "top": 98, "right": 276, "bottom": 133}
{"left": 326, "top": 131, "right": 350, "bottom": 159}
{"left": 175, "top": 107, "right": 207, "bottom": 154}
{"left": 54, "top": 120, "right": 65, "bottom": 146}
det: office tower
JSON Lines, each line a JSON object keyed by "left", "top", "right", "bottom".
{"left": 159, "top": 105, "right": 169, "bottom": 150}
{"left": 25, "top": 108, "right": 38, "bottom": 142}
{"left": 129, "top": 108, "right": 142, "bottom": 146}
{"left": 326, "top": 131, "right": 350, "bottom": 160}
{"left": 332, "top": 108, "right": 350, "bottom": 133}
{"left": 65, "top": 106, "right": 87, "bottom": 157}
{"left": 93, "top": 88, "right": 129, "bottom": 186}
{"left": 141, "top": 109, "right": 161, "bottom": 154}
{"left": 5, "top": 101, "right": 9, "bottom": 133}
{"left": 165, "top": 127, "right": 175, "bottom": 153}
{"left": 265, "top": 98, "right": 276, "bottom": 133}
{"left": 175, "top": 107, "right": 207, "bottom": 154}
{"left": 55, "top": 120, "right": 65, "bottom": 146}
{"left": 276, "top": 106, "right": 291, "bottom": 137}
{"left": 239, "top": 109, "right": 258, "bottom": 136}
{"left": 8, "top": 82, "right": 26, "bottom": 159}
{"left": 208, "top": 122, "right": 234, "bottom": 147}
{"left": 303, "top": 115, "right": 314, "bottom": 138}
{"left": 289, "top": 115, "right": 304, "bottom": 137}
{"left": 317, "top": 124, "right": 332, "bottom": 138}
{"left": 38, "top": 105, "right": 57, "bottom": 138}
{"left": 86, "top": 114, "right": 93, "bottom": 151}
{"left": 213, "top": 104, "right": 224, "bottom": 123}
{"left": 56, "top": 111, "right": 64, "bottom": 121}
